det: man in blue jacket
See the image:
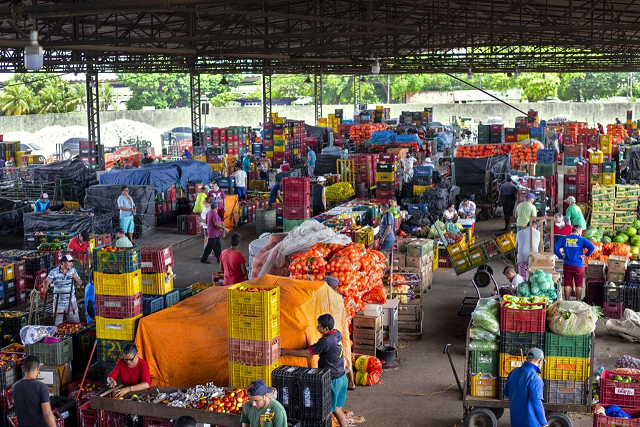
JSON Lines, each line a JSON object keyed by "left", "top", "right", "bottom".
{"left": 503, "top": 348, "right": 547, "bottom": 427}
{"left": 554, "top": 226, "right": 595, "bottom": 301}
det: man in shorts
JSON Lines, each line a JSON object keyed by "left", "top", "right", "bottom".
{"left": 117, "top": 186, "right": 136, "bottom": 243}
{"left": 282, "top": 314, "right": 348, "bottom": 427}
{"left": 554, "top": 226, "right": 595, "bottom": 301}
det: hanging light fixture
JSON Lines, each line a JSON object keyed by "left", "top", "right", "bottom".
{"left": 219, "top": 76, "right": 229, "bottom": 85}
{"left": 304, "top": 75, "right": 312, "bottom": 84}
{"left": 24, "top": 30, "right": 43, "bottom": 71}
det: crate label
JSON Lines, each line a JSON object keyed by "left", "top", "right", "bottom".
{"left": 556, "top": 363, "right": 576, "bottom": 370}
{"left": 164, "top": 257, "right": 173, "bottom": 266}
{"left": 479, "top": 356, "right": 492, "bottom": 363}
{"left": 559, "top": 387, "right": 573, "bottom": 394}
{"left": 510, "top": 361, "right": 523, "bottom": 368}
{"left": 104, "top": 302, "right": 123, "bottom": 308}
{"left": 105, "top": 323, "right": 124, "bottom": 331}
{"left": 133, "top": 299, "right": 141, "bottom": 306}
{"left": 303, "top": 386, "right": 312, "bottom": 407}
{"left": 281, "top": 386, "right": 290, "bottom": 405}
{"left": 141, "top": 262, "right": 153, "bottom": 268}
{"left": 286, "top": 367, "right": 297, "bottom": 373}
{"left": 615, "top": 387, "right": 635, "bottom": 396}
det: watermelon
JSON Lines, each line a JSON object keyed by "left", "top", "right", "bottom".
{"left": 626, "top": 227, "right": 638, "bottom": 237}
{"left": 604, "top": 231, "right": 615, "bottom": 239}
{"left": 614, "top": 235, "right": 627, "bottom": 243}
{"left": 602, "top": 236, "right": 612, "bottom": 244}
{"left": 634, "top": 220, "right": 640, "bottom": 229}
{"left": 631, "top": 236, "right": 640, "bottom": 246}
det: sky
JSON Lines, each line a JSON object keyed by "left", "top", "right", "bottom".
{"left": 0, "top": 72, "right": 119, "bottom": 82}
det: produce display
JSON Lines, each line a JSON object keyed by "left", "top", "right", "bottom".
{"left": 56, "top": 323, "right": 91, "bottom": 335}
{"left": 469, "top": 299, "right": 500, "bottom": 352}
{"left": 37, "top": 242, "right": 68, "bottom": 251}
{"left": 502, "top": 295, "right": 548, "bottom": 308}
{"left": 190, "top": 282, "right": 216, "bottom": 294}
{"left": 584, "top": 224, "right": 640, "bottom": 260}
{"left": 516, "top": 270, "right": 557, "bottom": 301}
{"left": 348, "top": 123, "right": 388, "bottom": 146}
{"left": 99, "top": 246, "right": 129, "bottom": 252}
{"left": 325, "top": 182, "right": 355, "bottom": 202}
{"left": 455, "top": 142, "right": 541, "bottom": 168}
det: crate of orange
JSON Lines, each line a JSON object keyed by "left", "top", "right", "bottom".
{"left": 227, "top": 283, "right": 280, "bottom": 318}
{"left": 92, "top": 245, "right": 140, "bottom": 274}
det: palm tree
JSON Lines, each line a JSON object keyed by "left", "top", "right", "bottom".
{"left": 37, "top": 84, "right": 64, "bottom": 114}
{"left": 0, "top": 84, "right": 33, "bottom": 115}
{"left": 65, "top": 84, "right": 85, "bottom": 111}
{"left": 99, "top": 83, "right": 113, "bottom": 111}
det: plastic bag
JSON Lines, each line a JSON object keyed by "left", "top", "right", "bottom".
{"left": 470, "top": 327, "right": 497, "bottom": 341}
{"left": 468, "top": 340, "right": 499, "bottom": 351}
{"left": 547, "top": 300, "right": 598, "bottom": 336}
{"left": 20, "top": 325, "right": 57, "bottom": 345}
{"left": 471, "top": 299, "right": 500, "bottom": 334}
{"left": 362, "top": 285, "right": 387, "bottom": 304}
{"left": 475, "top": 298, "right": 500, "bottom": 318}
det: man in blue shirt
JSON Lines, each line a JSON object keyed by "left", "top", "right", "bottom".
{"left": 269, "top": 179, "right": 282, "bottom": 208}
{"left": 554, "top": 226, "right": 595, "bottom": 301}
{"left": 379, "top": 203, "right": 395, "bottom": 250}
{"left": 34, "top": 193, "right": 51, "bottom": 212}
{"left": 242, "top": 154, "right": 252, "bottom": 174}
{"left": 305, "top": 149, "right": 317, "bottom": 177}
{"left": 503, "top": 348, "right": 547, "bottom": 427}
{"left": 182, "top": 148, "right": 192, "bottom": 159}
{"left": 84, "top": 282, "right": 95, "bottom": 323}
{"left": 117, "top": 186, "right": 136, "bottom": 243}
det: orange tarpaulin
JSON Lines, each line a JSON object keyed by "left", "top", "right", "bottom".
{"left": 135, "top": 275, "right": 353, "bottom": 387}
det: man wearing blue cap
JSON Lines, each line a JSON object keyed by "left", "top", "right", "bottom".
{"left": 515, "top": 193, "right": 538, "bottom": 232}
{"left": 503, "top": 348, "right": 547, "bottom": 427}
{"left": 240, "top": 379, "right": 287, "bottom": 427}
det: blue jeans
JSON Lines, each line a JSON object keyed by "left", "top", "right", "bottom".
{"left": 381, "top": 235, "right": 395, "bottom": 250}
{"left": 236, "top": 186, "right": 246, "bottom": 200}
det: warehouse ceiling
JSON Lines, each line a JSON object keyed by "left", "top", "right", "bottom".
{"left": 0, "top": 0, "right": 638, "bottom": 74}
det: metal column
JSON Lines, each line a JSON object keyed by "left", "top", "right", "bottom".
{"left": 262, "top": 73, "right": 272, "bottom": 125}
{"left": 353, "top": 76, "right": 361, "bottom": 115}
{"left": 314, "top": 74, "right": 323, "bottom": 125}
{"left": 85, "top": 70, "right": 103, "bottom": 170}
{"left": 190, "top": 73, "right": 202, "bottom": 147}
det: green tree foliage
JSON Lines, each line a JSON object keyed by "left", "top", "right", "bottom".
{"left": 557, "top": 72, "right": 628, "bottom": 102}
{"left": 117, "top": 73, "right": 243, "bottom": 110}
{"left": 0, "top": 85, "right": 34, "bottom": 116}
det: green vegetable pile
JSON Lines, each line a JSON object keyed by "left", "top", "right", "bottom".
{"left": 469, "top": 298, "right": 500, "bottom": 352}
{"left": 516, "top": 270, "right": 557, "bottom": 301}
{"left": 502, "top": 295, "right": 548, "bottom": 309}
{"left": 37, "top": 241, "right": 68, "bottom": 251}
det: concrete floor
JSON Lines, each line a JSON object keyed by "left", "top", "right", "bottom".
{"left": 166, "top": 216, "right": 639, "bottom": 427}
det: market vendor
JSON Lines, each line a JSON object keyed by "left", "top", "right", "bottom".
{"left": 207, "top": 180, "right": 226, "bottom": 219}
{"left": 515, "top": 193, "right": 537, "bottom": 232}
{"left": 68, "top": 231, "right": 91, "bottom": 254}
{"left": 42, "top": 254, "right": 82, "bottom": 325}
{"left": 114, "top": 227, "right": 133, "bottom": 248}
{"left": 117, "top": 186, "right": 136, "bottom": 243}
{"left": 378, "top": 203, "right": 396, "bottom": 250}
{"left": 269, "top": 177, "right": 282, "bottom": 207}
{"left": 312, "top": 176, "right": 327, "bottom": 216}
{"left": 457, "top": 199, "right": 476, "bottom": 220}
{"left": 564, "top": 196, "right": 586, "bottom": 231}
{"left": 503, "top": 348, "right": 547, "bottom": 427}
{"left": 501, "top": 266, "right": 523, "bottom": 296}
{"left": 281, "top": 314, "right": 348, "bottom": 427}
{"left": 553, "top": 213, "right": 572, "bottom": 236}
{"left": 258, "top": 153, "right": 272, "bottom": 186}
{"left": 193, "top": 186, "right": 207, "bottom": 214}
{"left": 106, "top": 343, "right": 151, "bottom": 399}
{"left": 516, "top": 221, "right": 540, "bottom": 280}
{"left": 554, "top": 226, "right": 595, "bottom": 301}
{"left": 34, "top": 193, "right": 51, "bottom": 212}
{"left": 240, "top": 380, "right": 287, "bottom": 427}
{"left": 305, "top": 148, "right": 316, "bottom": 177}
{"left": 499, "top": 177, "right": 518, "bottom": 231}
{"left": 443, "top": 204, "right": 459, "bottom": 223}
{"left": 242, "top": 153, "right": 252, "bottom": 174}
{"left": 400, "top": 151, "right": 417, "bottom": 184}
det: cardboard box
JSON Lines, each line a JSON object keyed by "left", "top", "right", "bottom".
{"left": 607, "top": 255, "right": 628, "bottom": 273}
{"left": 397, "top": 237, "right": 416, "bottom": 253}
{"left": 529, "top": 253, "right": 556, "bottom": 269}
{"left": 607, "top": 271, "right": 625, "bottom": 284}
{"left": 382, "top": 250, "right": 405, "bottom": 268}
{"left": 405, "top": 255, "right": 427, "bottom": 269}
{"left": 38, "top": 362, "right": 71, "bottom": 396}
{"left": 586, "top": 260, "right": 605, "bottom": 279}
{"left": 406, "top": 239, "right": 435, "bottom": 257}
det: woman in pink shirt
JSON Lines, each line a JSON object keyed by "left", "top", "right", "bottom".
{"left": 220, "top": 233, "right": 248, "bottom": 286}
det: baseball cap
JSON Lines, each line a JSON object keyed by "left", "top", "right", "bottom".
{"left": 526, "top": 193, "right": 535, "bottom": 200}
{"left": 247, "top": 380, "right": 273, "bottom": 396}
{"left": 60, "top": 254, "right": 74, "bottom": 263}
{"left": 317, "top": 176, "right": 326, "bottom": 182}
{"left": 527, "top": 348, "right": 545, "bottom": 361}
{"left": 41, "top": 193, "right": 49, "bottom": 199}
{"left": 565, "top": 196, "right": 576, "bottom": 203}
{"left": 114, "top": 227, "right": 125, "bottom": 234}
{"left": 424, "top": 158, "right": 432, "bottom": 164}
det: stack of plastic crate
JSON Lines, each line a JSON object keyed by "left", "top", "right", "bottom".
{"left": 377, "top": 153, "right": 397, "bottom": 199}
{"left": 543, "top": 333, "right": 591, "bottom": 404}
{"left": 227, "top": 283, "right": 280, "bottom": 388}
{"left": 140, "top": 246, "right": 180, "bottom": 312}
{"left": 272, "top": 366, "right": 332, "bottom": 427}
{"left": 282, "top": 177, "right": 310, "bottom": 232}
{"left": 92, "top": 245, "right": 142, "bottom": 377}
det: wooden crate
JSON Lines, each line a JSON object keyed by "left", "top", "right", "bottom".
{"left": 351, "top": 313, "right": 383, "bottom": 356}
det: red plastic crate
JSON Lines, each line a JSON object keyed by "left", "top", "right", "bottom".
{"left": 78, "top": 402, "right": 127, "bottom": 427}
{"left": 379, "top": 153, "right": 397, "bottom": 162}
{"left": 10, "top": 411, "right": 64, "bottom": 427}
{"left": 228, "top": 336, "right": 280, "bottom": 366}
{"left": 500, "top": 301, "right": 546, "bottom": 332}
{"left": 283, "top": 191, "right": 310, "bottom": 208}
{"left": 283, "top": 206, "right": 310, "bottom": 220}
{"left": 593, "top": 404, "right": 640, "bottom": 427}
{"left": 95, "top": 293, "right": 142, "bottom": 319}
{"left": 66, "top": 379, "right": 104, "bottom": 404}
{"left": 604, "top": 302, "right": 624, "bottom": 319}
{"left": 187, "top": 214, "right": 204, "bottom": 235}
{"left": 564, "top": 144, "right": 585, "bottom": 157}
{"left": 25, "top": 269, "right": 47, "bottom": 290}
{"left": 377, "top": 189, "right": 395, "bottom": 199}
{"left": 15, "top": 277, "right": 25, "bottom": 292}
{"left": 0, "top": 387, "right": 13, "bottom": 411}
{"left": 600, "top": 370, "right": 640, "bottom": 407}
{"left": 143, "top": 417, "right": 173, "bottom": 427}
{"left": 140, "top": 246, "right": 174, "bottom": 274}
{"left": 13, "top": 261, "right": 24, "bottom": 278}
{"left": 282, "top": 177, "right": 310, "bottom": 195}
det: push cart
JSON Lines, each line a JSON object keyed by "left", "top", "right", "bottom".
{"left": 443, "top": 326, "right": 595, "bottom": 427}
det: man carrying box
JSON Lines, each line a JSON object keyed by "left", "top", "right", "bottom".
{"left": 554, "top": 226, "right": 595, "bottom": 301}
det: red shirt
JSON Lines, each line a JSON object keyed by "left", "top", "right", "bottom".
{"left": 107, "top": 358, "right": 151, "bottom": 387}
{"left": 220, "top": 249, "right": 247, "bottom": 286}
{"left": 68, "top": 237, "right": 90, "bottom": 253}
{"left": 554, "top": 224, "right": 572, "bottom": 236}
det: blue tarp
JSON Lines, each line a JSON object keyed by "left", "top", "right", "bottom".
{"left": 433, "top": 132, "right": 454, "bottom": 152}
{"left": 369, "top": 131, "right": 422, "bottom": 148}
{"left": 99, "top": 160, "right": 215, "bottom": 194}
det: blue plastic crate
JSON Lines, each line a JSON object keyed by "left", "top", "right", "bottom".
{"left": 217, "top": 176, "right": 236, "bottom": 188}
{"left": 413, "top": 165, "right": 433, "bottom": 177}
{"left": 408, "top": 203, "right": 429, "bottom": 215}
{"left": 192, "top": 146, "right": 207, "bottom": 156}
{"left": 142, "top": 294, "right": 164, "bottom": 316}
{"left": 163, "top": 289, "right": 181, "bottom": 308}
{"left": 536, "top": 149, "right": 556, "bottom": 164}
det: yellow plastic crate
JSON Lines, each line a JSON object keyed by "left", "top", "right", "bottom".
{"left": 228, "top": 360, "right": 280, "bottom": 388}
{"left": 141, "top": 273, "right": 174, "bottom": 295}
{"left": 228, "top": 284, "right": 279, "bottom": 318}
{"left": 602, "top": 172, "right": 615, "bottom": 186}
{"left": 496, "top": 232, "right": 516, "bottom": 253}
{"left": 500, "top": 353, "right": 524, "bottom": 377}
{"left": 94, "top": 271, "right": 142, "bottom": 297}
{"left": 96, "top": 315, "right": 141, "bottom": 341}
{"left": 446, "top": 240, "right": 467, "bottom": 256}
{"left": 376, "top": 172, "right": 396, "bottom": 182}
{"left": 228, "top": 314, "right": 280, "bottom": 341}
{"left": 413, "top": 185, "right": 432, "bottom": 196}
{"left": 517, "top": 134, "right": 529, "bottom": 141}
{"left": 274, "top": 145, "right": 286, "bottom": 152}
{"left": 543, "top": 356, "right": 590, "bottom": 381}
{"left": 0, "top": 264, "right": 14, "bottom": 281}
{"left": 469, "top": 374, "right": 497, "bottom": 397}
{"left": 265, "top": 151, "right": 274, "bottom": 158}
{"left": 589, "top": 151, "right": 604, "bottom": 164}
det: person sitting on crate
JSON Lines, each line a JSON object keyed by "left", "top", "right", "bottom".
{"left": 240, "top": 380, "right": 287, "bottom": 427}
{"left": 457, "top": 199, "right": 476, "bottom": 220}
{"left": 34, "top": 193, "right": 51, "bottom": 212}
{"left": 13, "top": 356, "right": 58, "bottom": 427}
{"left": 443, "top": 203, "right": 459, "bottom": 223}
{"left": 502, "top": 266, "right": 523, "bottom": 296}
{"left": 281, "top": 314, "right": 349, "bottom": 427}
{"left": 503, "top": 348, "right": 547, "bottom": 427}
{"left": 106, "top": 343, "right": 151, "bottom": 399}
{"left": 114, "top": 227, "right": 133, "bottom": 249}
{"left": 554, "top": 226, "right": 595, "bottom": 301}
{"left": 42, "top": 254, "right": 82, "bottom": 325}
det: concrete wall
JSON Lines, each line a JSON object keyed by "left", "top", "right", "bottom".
{"left": 0, "top": 101, "right": 638, "bottom": 132}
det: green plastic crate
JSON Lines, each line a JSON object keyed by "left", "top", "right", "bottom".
{"left": 96, "top": 338, "right": 134, "bottom": 363}
{"left": 283, "top": 219, "right": 305, "bottom": 232}
{"left": 535, "top": 163, "right": 556, "bottom": 176}
{"left": 26, "top": 336, "right": 73, "bottom": 365}
{"left": 545, "top": 333, "right": 591, "bottom": 359}
{"left": 470, "top": 350, "right": 498, "bottom": 375}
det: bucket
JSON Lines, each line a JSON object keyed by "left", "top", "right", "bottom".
{"left": 376, "top": 345, "right": 396, "bottom": 368}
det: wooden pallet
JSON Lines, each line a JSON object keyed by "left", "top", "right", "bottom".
{"left": 352, "top": 313, "right": 383, "bottom": 356}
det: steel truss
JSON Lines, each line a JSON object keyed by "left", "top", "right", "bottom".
{"left": 85, "top": 69, "right": 103, "bottom": 170}
{"left": 190, "top": 73, "right": 202, "bottom": 147}
{"left": 314, "top": 73, "right": 322, "bottom": 125}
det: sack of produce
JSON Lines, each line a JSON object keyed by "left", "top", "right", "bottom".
{"left": 362, "top": 284, "right": 387, "bottom": 304}
{"left": 469, "top": 327, "right": 498, "bottom": 342}
{"left": 471, "top": 298, "right": 500, "bottom": 334}
{"left": 354, "top": 355, "right": 383, "bottom": 386}
{"left": 516, "top": 270, "right": 558, "bottom": 301}
{"left": 546, "top": 300, "right": 598, "bottom": 336}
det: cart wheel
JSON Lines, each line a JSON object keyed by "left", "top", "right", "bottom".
{"left": 477, "top": 209, "right": 491, "bottom": 221}
{"left": 473, "top": 269, "right": 493, "bottom": 288}
{"left": 546, "top": 412, "right": 572, "bottom": 427}
{"left": 465, "top": 408, "right": 497, "bottom": 427}
{"left": 489, "top": 408, "right": 504, "bottom": 420}
{"left": 438, "top": 157, "right": 444, "bottom": 165}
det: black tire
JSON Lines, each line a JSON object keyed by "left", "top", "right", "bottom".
{"left": 546, "top": 412, "right": 572, "bottom": 427}
{"left": 477, "top": 209, "right": 491, "bottom": 221}
{"left": 465, "top": 408, "right": 497, "bottom": 427}
{"left": 473, "top": 269, "right": 493, "bottom": 288}
{"left": 438, "top": 158, "right": 444, "bottom": 165}
{"left": 489, "top": 408, "right": 504, "bottom": 420}
{"left": 63, "top": 149, "right": 72, "bottom": 160}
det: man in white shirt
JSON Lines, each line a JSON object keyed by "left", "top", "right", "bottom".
{"left": 400, "top": 151, "right": 416, "bottom": 184}
{"left": 515, "top": 221, "right": 540, "bottom": 280}
{"left": 233, "top": 165, "right": 248, "bottom": 201}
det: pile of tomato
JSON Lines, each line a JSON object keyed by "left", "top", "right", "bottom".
{"left": 186, "top": 388, "right": 249, "bottom": 414}
{"left": 348, "top": 123, "right": 388, "bottom": 146}
{"left": 57, "top": 322, "right": 91, "bottom": 335}
{"left": 455, "top": 143, "right": 541, "bottom": 169}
